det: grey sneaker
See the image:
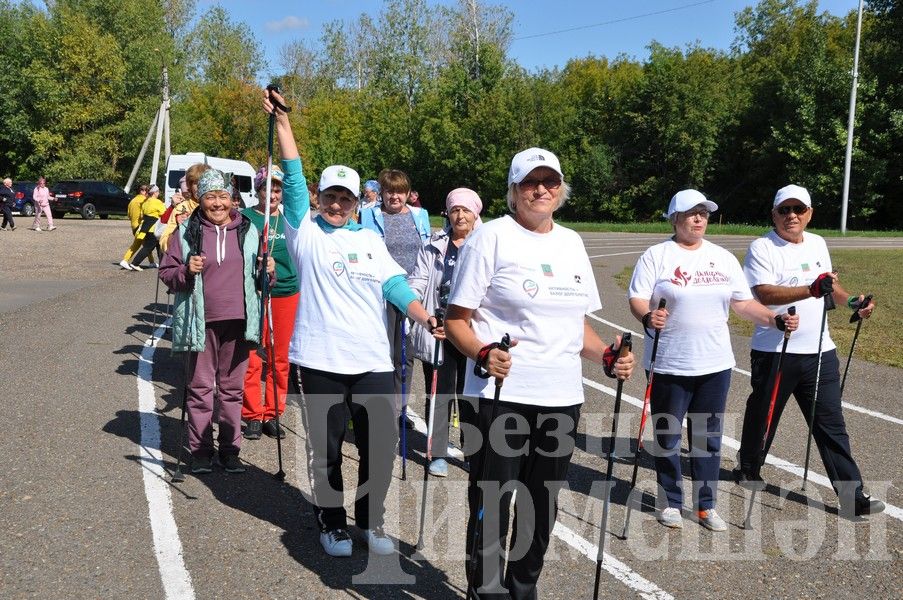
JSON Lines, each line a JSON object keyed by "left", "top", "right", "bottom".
{"left": 697, "top": 509, "right": 727, "bottom": 532}
{"left": 364, "top": 527, "right": 395, "bottom": 555}
{"left": 320, "top": 529, "right": 352, "bottom": 557}
{"left": 657, "top": 507, "right": 683, "bottom": 528}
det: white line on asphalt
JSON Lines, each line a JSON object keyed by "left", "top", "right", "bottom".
{"left": 404, "top": 407, "right": 674, "bottom": 598}
{"left": 553, "top": 522, "right": 675, "bottom": 600}
{"left": 582, "top": 377, "right": 903, "bottom": 523}
{"left": 586, "top": 313, "right": 900, "bottom": 424}
{"left": 138, "top": 322, "right": 196, "bottom": 600}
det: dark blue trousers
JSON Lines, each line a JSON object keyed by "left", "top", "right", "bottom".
{"left": 650, "top": 369, "right": 731, "bottom": 510}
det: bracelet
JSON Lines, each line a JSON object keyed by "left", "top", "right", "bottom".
{"left": 473, "top": 342, "right": 500, "bottom": 379}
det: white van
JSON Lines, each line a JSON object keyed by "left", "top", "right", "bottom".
{"left": 164, "top": 152, "right": 257, "bottom": 208}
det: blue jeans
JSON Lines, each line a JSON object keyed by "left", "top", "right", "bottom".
{"left": 650, "top": 369, "right": 731, "bottom": 510}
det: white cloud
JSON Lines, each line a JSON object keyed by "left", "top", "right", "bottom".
{"left": 265, "top": 15, "right": 309, "bottom": 33}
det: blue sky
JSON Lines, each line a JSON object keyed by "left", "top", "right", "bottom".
{"left": 199, "top": 0, "right": 859, "bottom": 76}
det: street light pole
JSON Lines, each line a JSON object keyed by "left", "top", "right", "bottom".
{"left": 840, "top": 0, "right": 864, "bottom": 235}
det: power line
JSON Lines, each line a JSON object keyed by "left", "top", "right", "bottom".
{"left": 512, "top": 0, "right": 718, "bottom": 42}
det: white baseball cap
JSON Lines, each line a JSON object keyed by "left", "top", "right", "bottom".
{"left": 666, "top": 189, "right": 718, "bottom": 218}
{"left": 318, "top": 165, "right": 360, "bottom": 198}
{"left": 773, "top": 184, "right": 811, "bottom": 208}
{"left": 508, "top": 147, "right": 563, "bottom": 185}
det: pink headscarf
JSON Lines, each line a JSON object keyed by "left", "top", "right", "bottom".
{"left": 445, "top": 188, "right": 483, "bottom": 229}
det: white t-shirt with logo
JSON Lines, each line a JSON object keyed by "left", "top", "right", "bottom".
{"left": 628, "top": 238, "right": 753, "bottom": 376}
{"left": 449, "top": 215, "right": 602, "bottom": 407}
{"left": 284, "top": 215, "right": 405, "bottom": 374}
{"left": 745, "top": 229, "right": 836, "bottom": 354}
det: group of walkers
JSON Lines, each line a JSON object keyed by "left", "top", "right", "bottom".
{"left": 0, "top": 176, "right": 56, "bottom": 232}
{"left": 149, "top": 87, "right": 883, "bottom": 599}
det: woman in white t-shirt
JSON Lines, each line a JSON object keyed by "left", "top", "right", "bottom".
{"left": 445, "top": 148, "right": 635, "bottom": 599}
{"left": 263, "top": 89, "right": 440, "bottom": 560}
{"left": 627, "top": 189, "right": 798, "bottom": 532}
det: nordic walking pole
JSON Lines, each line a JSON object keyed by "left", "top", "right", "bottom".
{"left": 466, "top": 333, "right": 511, "bottom": 600}
{"left": 744, "top": 306, "right": 796, "bottom": 529}
{"left": 150, "top": 269, "right": 162, "bottom": 343}
{"left": 840, "top": 294, "right": 872, "bottom": 397}
{"left": 621, "top": 299, "right": 666, "bottom": 539}
{"left": 593, "top": 332, "right": 632, "bottom": 600}
{"left": 416, "top": 308, "right": 445, "bottom": 552}
{"left": 802, "top": 292, "right": 834, "bottom": 490}
{"left": 401, "top": 317, "right": 409, "bottom": 480}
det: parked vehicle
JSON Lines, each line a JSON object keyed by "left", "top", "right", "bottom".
{"left": 49, "top": 180, "right": 131, "bottom": 219}
{"left": 11, "top": 181, "right": 37, "bottom": 216}
{"left": 164, "top": 153, "right": 255, "bottom": 208}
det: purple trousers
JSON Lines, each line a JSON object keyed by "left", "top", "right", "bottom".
{"left": 187, "top": 319, "right": 253, "bottom": 459}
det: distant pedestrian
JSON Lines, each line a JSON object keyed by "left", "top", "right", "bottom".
{"left": 130, "top": 185, "right": 166, "bottom": 269}
{"left": 407, "top": 190, "right": 421, "bottom": 208}
{"left": 359, "top": 179, "right": 380, "bottom": 212}
{"left": 159, "top": 163, "right": 207, "bottom": 252}
{"left": 0, "top": 178, "right": 16, "bottom": 230}
{"left": 31, "top": 177, "right": 54, "bottom": 231}
{"left": 120, "top": 184, "right": 149, "bottom": 269}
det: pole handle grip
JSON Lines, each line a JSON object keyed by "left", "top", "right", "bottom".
{"left": 618, "top": 332, "right": 632, "bottom": 357}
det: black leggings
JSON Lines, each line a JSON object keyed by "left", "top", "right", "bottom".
{"left": 290, "top": 365, "right": 397, "bottom": 531}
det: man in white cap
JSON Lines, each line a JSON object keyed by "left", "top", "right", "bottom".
{"left": 734, "top": 184, "right": 883, "bottom": 517}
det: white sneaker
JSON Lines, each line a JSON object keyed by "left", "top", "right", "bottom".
{"left": 364, "top": 527, "right": 395, "bottom": 555}
{"left": 119, "top": 260, "right": 133, "bottom": 271}
{"left": 34, "top": 226, "right": 42, "bottom": 231}
{"left": 47, "top": 226, "right": 56, "bottom": 231}
{"left": 657, "top": 507, "right": 683, "bottom": 528}
{"left": 319, "top": 529, "right": 352, "bottom": 557}
{"left": 697, "top": 509, "right": 727, "bottom": 532}
{"left": 131, "top": 263, "right": 143, "bottom": 271}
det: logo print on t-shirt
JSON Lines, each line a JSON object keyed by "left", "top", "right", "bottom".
{"left": 348, "top": 253, "right": 358, "bottom": 263}
{"left": 801, "top": 263, "right": 810, "bottom": 272}
{"left": 332, "top": 261, "right": 345, "bottom": 276}
{"left": 541, "top": 264, "right": 553, "bottom": 277}
{"left": 670, "top": 266, "right": 691, "bottom": 287}
{"left": 574, "top": 275, "right": 581, "bottom": 284}
{"left": 523, "top": 279, "right": 539, "bottom": 298}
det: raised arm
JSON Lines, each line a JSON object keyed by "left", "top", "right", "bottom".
{"left": 263, "top": 88, "right": 308, "bottom": 228}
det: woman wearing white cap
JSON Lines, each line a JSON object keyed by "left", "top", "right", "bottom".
{"left": 627, "top": 189, "right": 798, "bottom": 532}
{"left": 263, "top": 90, "right": 439, "bottom": 559}
{"left": 408, "top": 187, "right": 483, "bottom": 477}
{"left": 444, "top": 148, "right": 635, "bottom": 598}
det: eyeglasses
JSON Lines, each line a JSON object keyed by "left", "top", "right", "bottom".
{"left": 681, "top": 209, "right": 710, "bottom": 219}
{"left": 775, "top": 205, "right": 809, "bottom": 216}
{"left": 519, "top": 177, "right": 562, "bottom": 192}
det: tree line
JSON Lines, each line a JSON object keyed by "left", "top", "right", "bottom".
{"left": 1, "top": 0, "right": 900, "bottom": 229}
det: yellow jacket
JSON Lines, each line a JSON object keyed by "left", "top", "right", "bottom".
{"left": 127, "top": 194, "right": 146, "bottom": 231}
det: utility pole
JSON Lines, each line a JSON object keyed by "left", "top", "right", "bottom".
{"left": 125, "top": 53, "right": 171, "bottom": 193}
{"left": 840, "top": 0, "right": 864, "bottom": 234}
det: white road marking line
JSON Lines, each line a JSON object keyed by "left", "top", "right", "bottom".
{"left": 586, "top": 313, "right": 899, "bottom": 424}
{"left": 406, "top": 409, "right": 675, "bottom": 598}
{"left": 139, "top": 321, "right": 196, "bottom": 600}
{"left": 582, "top": 377, "right": 903, "bottom": 523}
{"left": 553, "top": 522, "right": 675, "bottom": 600}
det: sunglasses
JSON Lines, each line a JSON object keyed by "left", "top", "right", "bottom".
{"left": 775, "top": 205, "right": 809, "bottom": 216}
{"left": 519, "top": 177, "right": 562, "bottom": 192}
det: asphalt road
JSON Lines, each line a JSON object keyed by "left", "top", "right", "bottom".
{"left": 0, "top": 220, "right": 900, "bottom": 599}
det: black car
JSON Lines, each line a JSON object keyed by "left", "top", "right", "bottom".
{"left": 11, "top": 181, "right": 37, "bottom": 216}
{"left": 49, "top": 180, "right": 131, "bottom": 219}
